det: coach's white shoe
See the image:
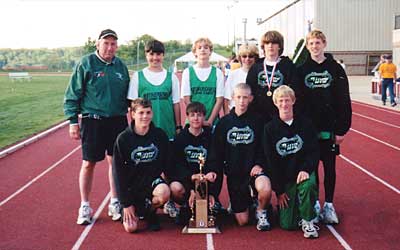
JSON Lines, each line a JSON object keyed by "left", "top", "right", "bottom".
{"left": 108, "top": 201, "right": 122, "bottom": 221}
{"left": 300, "top": 219, "right": 319, "bottom": 239}
{"left": 77, "top": 205, "right": 92, "bottom": 225}
{"left": 322, "top": 203, "right": 339, "bottom": 224}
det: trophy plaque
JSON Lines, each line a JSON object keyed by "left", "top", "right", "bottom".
{"left": 182, "top": 154, "right": 221, "bottom": 234}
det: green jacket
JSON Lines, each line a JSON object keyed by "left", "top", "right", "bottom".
{"left": 64, "top": 52, "right": 130, "bottom": 123}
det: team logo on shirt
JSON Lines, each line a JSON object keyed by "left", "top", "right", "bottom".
{"left": 94, "top": 71, "right": 105, "bottom": 78}
{"left": 143, "top": 91, "right": 170, "bottom": 100}
{"left": 184, "top": 145, "right": 207, "bottom": 163}
{"left": 276, "top": 135, "right": 303, "bottom": 156}
{"left": 131, "top": 143, "right": 159, "bottom": 165}
{"left": 191, "top": 86, "right": 216, "bottom": 95}
{"left": 304, "top": 71, "right": 332, "bottom": 89}
{"left": 227, "top": 126, "right": 254, "bottom": 145}
{"left": 257, "top": 70, "right": 283, "bottom": 87}
{"left": 115, "top": 72, "right": 124, "bottom": 81}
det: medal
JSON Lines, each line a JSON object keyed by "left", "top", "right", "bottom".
{"left": 263, "top": 58, "right": 280, "bottom": 97}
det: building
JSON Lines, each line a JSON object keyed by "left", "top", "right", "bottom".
{"left": 257, "top": 0, "right": 400, "bottom": 75}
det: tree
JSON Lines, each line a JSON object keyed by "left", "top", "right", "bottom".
{"left": 83, "top": 37, "right": 96, "bottom": 55}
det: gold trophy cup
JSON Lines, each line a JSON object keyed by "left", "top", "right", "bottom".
{"left": 182, "top": 154, "right": 221, "bottom": 234}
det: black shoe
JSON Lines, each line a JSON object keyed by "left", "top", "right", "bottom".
{"left": 175, "top": 206, "right": 191, "bottom": 226}
{"left": 211, "top": 200, "right": 227, "bottom": 215}
{"left": 146, "top": 210, "right": 161, "bottom": 231}
{"left": 391, "top": 102, "right": 397, "bottom": 107}
{"left": 382, "top": 101, "right": 386, "bottom": 106}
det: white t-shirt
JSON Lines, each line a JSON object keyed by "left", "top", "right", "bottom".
{"left": 224, "top": 67, "right": 248, "bottom": 109}
{"left": 127, "top": 67, "right": 180, "bottom": 104}
{"left": 180, "top": 64, "right": 225, "bottom": 98}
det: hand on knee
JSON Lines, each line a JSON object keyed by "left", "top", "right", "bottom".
{"left": 123, "top": 220, "right": 138, "bottom": 233}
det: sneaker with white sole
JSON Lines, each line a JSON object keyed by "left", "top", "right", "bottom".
{"left": 255, "top": 210, "right": 271, "bottom": 231}
{"left": 77, "top": 205, "right": 92, "bottom": 225}
{"left": 299, "top": 219, "right": 319, "bottom": 238}
{"left": 322, "top": 203, "right": 339, "bottom": 224}
{"left": 108, "top": 201, "right": 122, "bottom": 221}
{"left": 163, "top": 200, "right": 179, "bottom": 218}
{"left": 312, "top": 200, "right": 322, "bottom": 223}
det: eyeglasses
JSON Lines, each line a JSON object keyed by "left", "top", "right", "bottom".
{"left": 241, "top": 55, "right": 255, "bottom": 59}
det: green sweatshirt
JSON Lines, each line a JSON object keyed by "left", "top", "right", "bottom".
{"left": 64, "top": 52, "right": 130, "bottom": 124}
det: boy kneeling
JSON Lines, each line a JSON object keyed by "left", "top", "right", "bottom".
{"left": 113, "top": 98, "right": 170, "bottom": 233}
{"left": 264, "top": 85, "right": 320, "bottom": 238}
{"left": 209, "top": 83, "right": 272, "bottom": 231}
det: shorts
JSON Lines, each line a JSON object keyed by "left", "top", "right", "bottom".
{"left": 80, "top": 115, "right": 127, "bottom": 162}
{"left": 227, "top": 174, "right": 265, "bottom": 213}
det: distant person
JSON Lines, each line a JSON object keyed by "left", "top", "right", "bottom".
{"left": 127, "top": 39, "right": 181, "bottom": 140}
{"left": 208, "top": 83, "right": 273, "bottom": 231}
{"left": 297, "top": 29, "right": 352, "bottom": 224}
{"left": 372, "top": 54, "right": 386, "bottom": 77}
{"left": 246, "top": 30, "right": 298, "bottom": 124}
{"left": 64, "top": 29, "right": 130, "bottom": 225}
{"left": 338, "top": 59, "right": 346, "bottom": 70}
{"left": 113, "top": 98, "right": 170, "bottom": 233}
{"left": 264, "top": 85, "right": 319, "bottom": 238}
{"left": 224, "top": 44, "right": 259, "bottom": 114}
{"left": 167, "top": 102, "right": 217, "bottom": 225}
{"left": 181, "top": 37, "right": 225, "bottom": 213}
{"left": 378, "top": 55, "right": 397, "bottom": 107}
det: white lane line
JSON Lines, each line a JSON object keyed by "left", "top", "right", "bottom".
{"left": 352, "top": 101, "right": 400, "bottom": 115}
{"left": 353, "top": 112, "right": 400, "bottom": 129}
{"left": 350, "top": 128, "right": 400, "bottom": 151}
{"left": 340, "top": 154, "right": 400, "bottom": 195}
{"left": 0, "top": 145, "right": 81, "bottom": 207}
{"left": 326, "top": 225, "right": 353, "bottom": 250}
{"left": 71, "top": 193, "right": 110, "bottom": 250}
{"left": 206, "top": 233, "right": 215, "bottom": 250}
{"left": 0, "top": 120, "right": 69, "bottom": 158}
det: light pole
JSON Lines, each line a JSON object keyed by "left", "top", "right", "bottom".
{"left": 242, "top": 18, "right": 247, "bottom": 43}
{"left": 137, "top": 40, "right": 142, "bottom": 71}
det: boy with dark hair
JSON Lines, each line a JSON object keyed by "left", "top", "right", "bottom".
{"left": 166, "top": 101, "right": 217, "bottom": 225}
{"left": 208, "top": 83, "right": 272, "bottom": 231}
{"left": 246, "top": 30, "right": 299, "bottom": 124}
{"left": 113, "top": 98, "right": 171, "bottom": 233}
{"left": 264, "top": 85, "right": 320, "bottom": 238}
{"left": 297, "top": 29, "right": 352, "bottom": 224}
{"left": 379, "top": 55, "right": 397, "bottom": 107}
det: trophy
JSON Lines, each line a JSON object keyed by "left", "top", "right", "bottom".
{"left": 182, "top": 154, "right": 221, "bottom": 234}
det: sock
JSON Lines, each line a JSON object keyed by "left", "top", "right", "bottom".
{"left": 325, "top": 202, "right": 333, "bottom": 207}
{"left": 110, "top": 197, "right": 119, "bottom": 204}
{"left": 81, "top": 201, "right": 90, "bottom": 207}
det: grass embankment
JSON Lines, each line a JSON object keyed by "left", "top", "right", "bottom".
{"left": 0, "top": 75, "right": 70, "bottom": 149}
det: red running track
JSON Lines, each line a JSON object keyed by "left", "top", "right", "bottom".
{"left": 0, "top": 101, "right": 399, "bottom": 250}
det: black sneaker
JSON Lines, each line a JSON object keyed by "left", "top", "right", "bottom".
{"left": 391, "top": 102, "right": 397, "bottom": 107}
{"left": 383, "top": 101, "right": 386, "bottom": 106}
{"left": 146, "top": 210, "right": 161, "bottom": 231}
{"left": 211, "top": 200, "right": 227, "bottom": 215}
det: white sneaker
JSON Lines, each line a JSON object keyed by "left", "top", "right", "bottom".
{"left": 312, "top": 201, "right": 322, "bottom": 223}
{"left": 322, "top": 203, "right": 339, "bottom": 224}
{"left": 255, "top": 210, "right": 271, "bottom": 231}
{"left": 108, "top": 201, "right": 122, "bottom": 221}
{"left": 163, "top": 200, "right": 179, "bottom": 218}
{"left": 299, "top": 219, "right": 319, "bottom": 238}
{"left": 77, "top": 205, "right": 92, "bottom": 225}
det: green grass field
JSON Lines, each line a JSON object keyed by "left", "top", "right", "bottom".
{"left": 0, "top": 75, "right": 70, "bottom": 149}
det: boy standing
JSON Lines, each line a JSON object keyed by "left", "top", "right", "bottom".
{"left": 264, "top": 85, "right": 319, "bottom": 238}
{"left": 208, "top": 83, "right": 272, "bottom": 231}
{"left": 297, "top": 30, "right": 352, "bottom": 224}
{"left": 113, "top": 98, "right": 171, "bottom": 233}
{"left": 167, "top": 102, "right": 217, "bottom": 224}
{"left": 378, "top": 55, "right": 397, "bottom": 107}
{"left": 128, "top": 39, "right": 181, "bottom": 140}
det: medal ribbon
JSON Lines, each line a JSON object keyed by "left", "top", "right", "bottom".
{"left": 263, "top": 58, "right": 279, "bottom": 93}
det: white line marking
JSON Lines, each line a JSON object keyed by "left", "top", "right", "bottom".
{"left": 0, "top": 120, "right": 69, "bottom": 158}
{"left": 326, "top": 225, "right": 353, "bottom": 250}
{"left": 352, "top": 101, "right": 400, "bottom": 115}
{"left": 350, "top": 128, "right": 400, "bottom": 151}
{"left": 206, "top": 233, "right": 215, "bottom": 250}
{"left": 353, "top": 112, "right": 400, "bottom": 129}
{"left": 340, "top": 154, "right": 400, "bottom": 194}
{"left": 0, "top": 145, "right": 81, "bottom": 207}
{"left": 71, "top": 193, "right": 110, "bottom": 250}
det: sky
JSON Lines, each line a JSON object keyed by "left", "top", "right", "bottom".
{"left": 2, "top": 0, "right": 289, "bottom": 49}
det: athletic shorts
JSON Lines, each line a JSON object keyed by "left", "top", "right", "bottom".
{"left": 80, "top": 115, "right": 127, "bottom": 162}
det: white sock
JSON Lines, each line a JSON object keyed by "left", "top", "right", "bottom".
{"left": 81, "top": 201, "right": 90, "bottom": 207}
{"left": 110, "top": 197, "right": 119, "bottom": 204}
{"left": 325, "top": 202, "right": 333, "bottom": 207}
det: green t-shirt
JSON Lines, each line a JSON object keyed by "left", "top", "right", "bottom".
{"left": 138, "top": 71, "right": 175, "bottom": 139}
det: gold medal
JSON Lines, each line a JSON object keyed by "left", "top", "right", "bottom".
{"left": 267, "top": 91, "right": 272, "bottom": 96}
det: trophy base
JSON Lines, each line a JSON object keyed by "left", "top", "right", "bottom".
{"left": 181, "top": 226, "right": 221, "bottom": 234}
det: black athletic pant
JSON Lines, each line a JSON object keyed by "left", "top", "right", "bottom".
{"left": 316, "top": 140, "right": 339, "bottom": 203}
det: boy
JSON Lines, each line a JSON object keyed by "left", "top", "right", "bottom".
{"left": 264, "top": 85, "right": 320, "bottom": 238}
{"left": 297, "top": 29, "right": 352, "bottom": 224}
{"left": 246, "top": 30, "right": 298, "bottom": 124}
{"left": 208, "top": 83, "right": 272, "bottom": 231}
{"left": 127, "top": 39, "right": 181, "bottom": 140}
{"left": 167, "top": 102, "right": 217, "bottom": 224}
{"left": 378, "top": 55, "right": 397, "bottom": 107}
{"left": 181, "top": 37, "right": 224, "bottom": 126}
{"left": 112, "top": 98, "right": 171, "bottom": 233}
